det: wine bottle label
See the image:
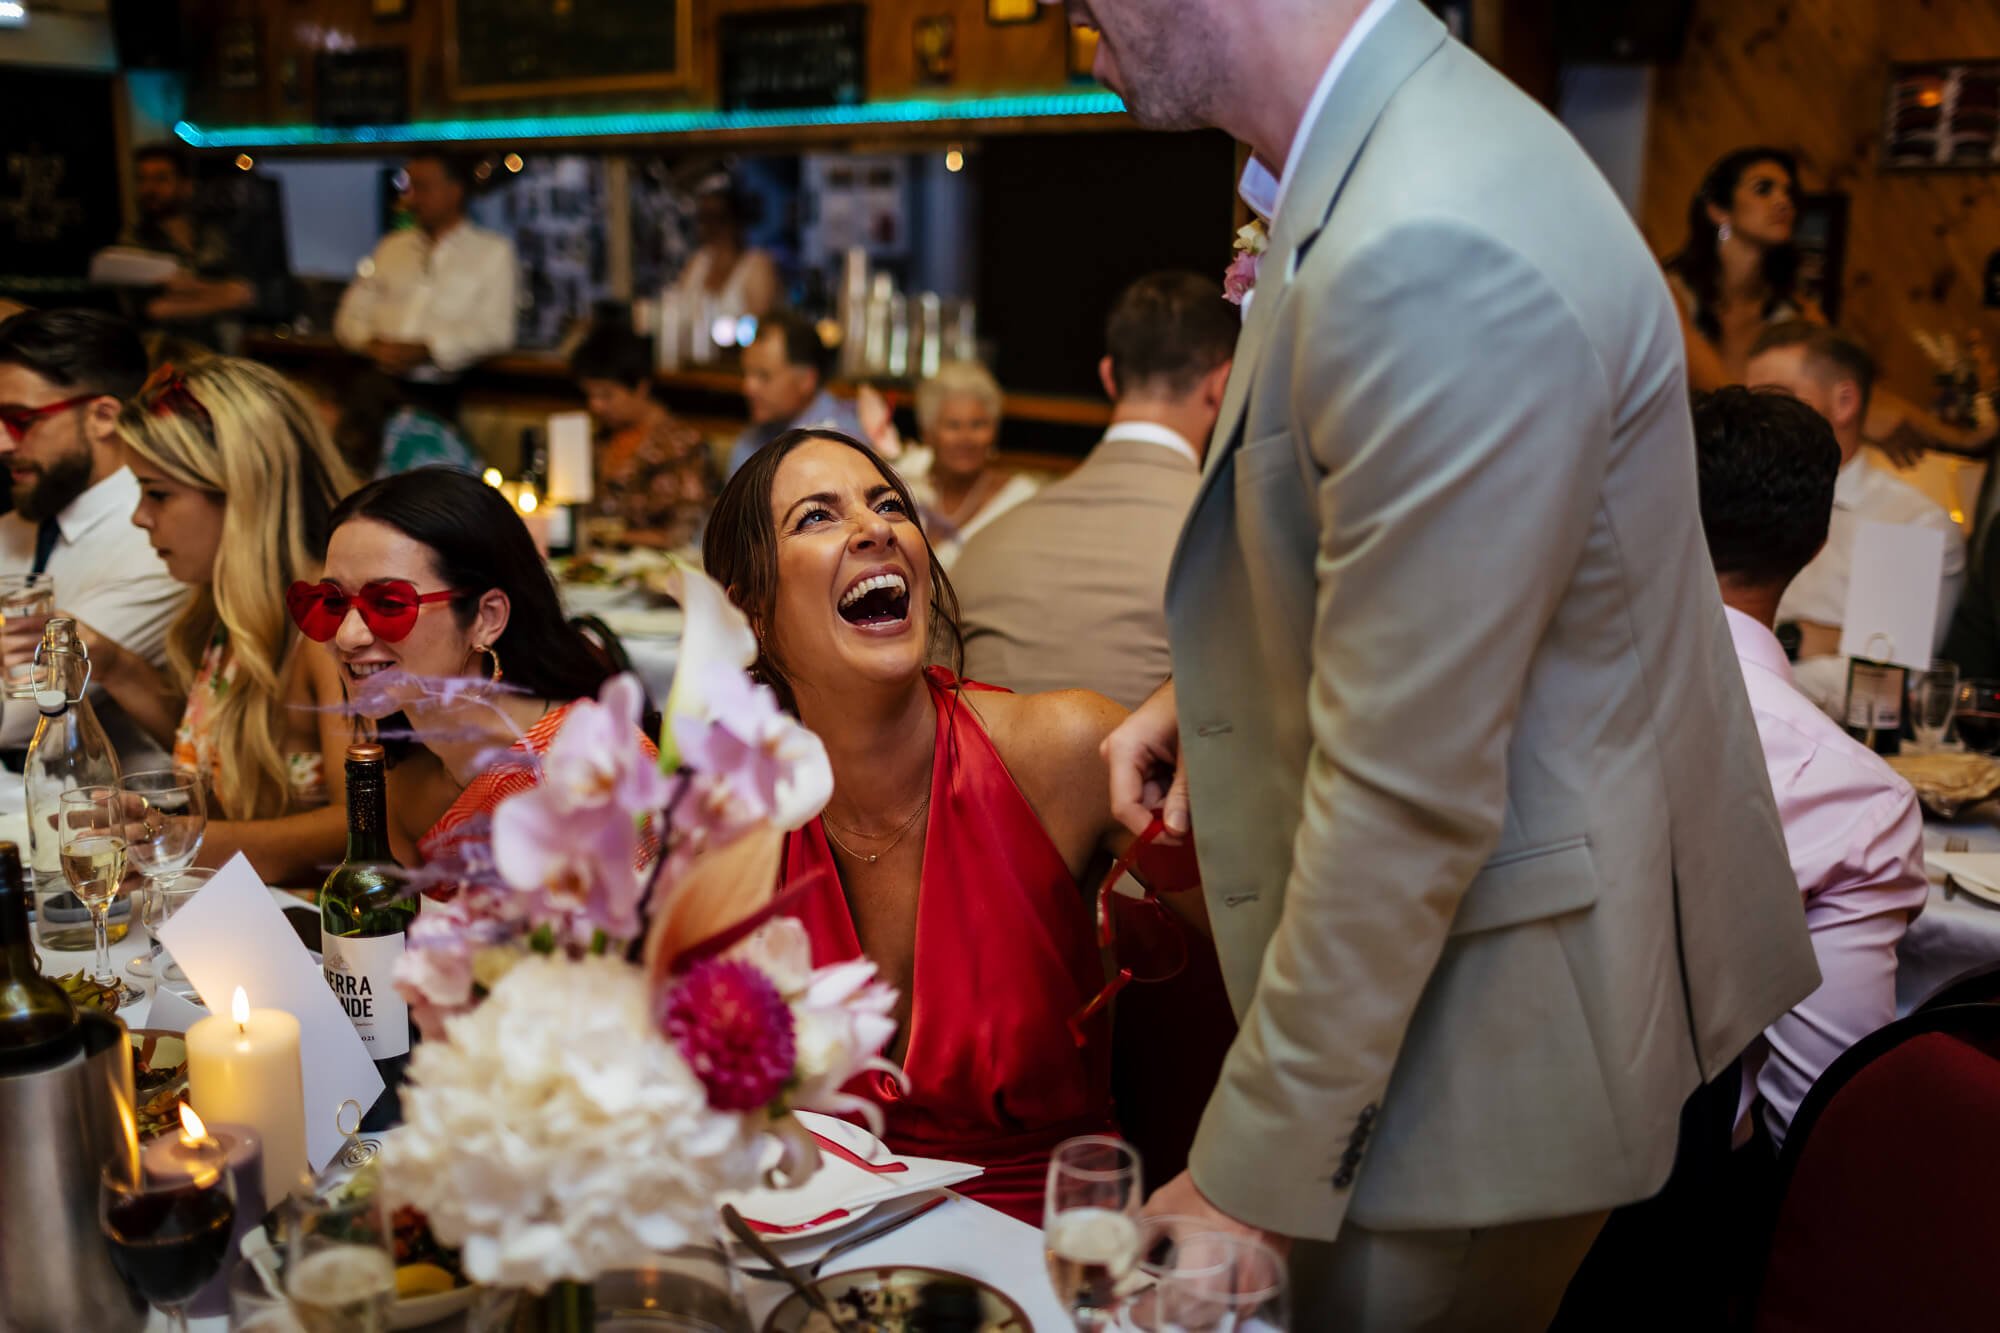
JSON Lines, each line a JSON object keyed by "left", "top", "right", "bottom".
{"left": 323, "top": 931, "right": 410, "bottom": 1059}
{"left": 1843, "top": 659, "right": 1906, "bottom": 732}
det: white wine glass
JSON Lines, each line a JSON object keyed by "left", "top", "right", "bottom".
{"left": 121, "top": 768, "right": 207, "bottom": 979}
{"left": 1045, "top": 1135, "right": 1144, "bottom": 1330}
{"left": 58, "top": 785, "right": 127, "bottom": 989}
{"left": 284, "top": 1184, "right": 396, "bottom": 1332}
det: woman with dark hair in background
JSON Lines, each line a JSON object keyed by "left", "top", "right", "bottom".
{"left": 670, "top": 179, "right": 780, "bottom": 323}
{"left": 306, "top": 468, "right": 632, "bottom": 862}
{"left": 1668, "top": 146, "right": 1992, "bottom": 461}
{"left": 704, "top": 427, "right": 1196, "bottom": 1223}
{"left": 569, "top": 324, "right": 717, "bottom": 548}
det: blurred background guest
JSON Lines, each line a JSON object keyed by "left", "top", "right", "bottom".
{"left": 569, "top": 324, "right": 716, "bottom": 549}
{"left": 118, "top": 144, "right": 286, "bottom": 354}
{"left": 955, "top": 272, "right": 1235, "bottom": 707}
{"left": 294, "top": 361, "right": 480, "bottom": 480}
{"left": 89, "top": 357, "right": 358, "bottom": 883}
{"left": 1667, "top": 146, "right": 1991, "bottom": 461}
{"left": 670, "top": 178, "right": 780, "bottom": 326}
{"left": 899, "top": 360, "right": 1039, "bottom": 569}
{"left": 727, "top": 310, "right": 862, "bottom": 478}
{"left": 0, "top": 309, "right": 185, "bottom": 763}
{"left": 1746, "top": 322, "right": 1965, "bottom": 712}
{"left": 316, "top": 469, "right": 634, "bottom": 862}
{"left": 333, "top": 153, "right": 519, "bottom": 407}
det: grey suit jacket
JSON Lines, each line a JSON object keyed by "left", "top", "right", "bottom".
{"left": 956, "top": 435, "right": 1200, "bottom": 709}
{"left": 1167, "top": 0, "right": 1819, "bottom": 1242}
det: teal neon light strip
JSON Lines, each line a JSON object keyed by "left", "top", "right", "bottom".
{"left": 174, "top": 90, "right": 1127, "bottom": 149}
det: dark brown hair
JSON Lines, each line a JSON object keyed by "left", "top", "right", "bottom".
{"left": 703, "top": 428, "right": 964, "bottom": 713}
{"left": 1105, "top": 270, "right": 1238, "bottom": 397}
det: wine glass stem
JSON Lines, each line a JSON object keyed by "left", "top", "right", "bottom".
{"left": 162, "top": 1302, "right": 191, "bottom": 1333}
{"left": 90, "top": 901, "right": 110, "bottom": 982}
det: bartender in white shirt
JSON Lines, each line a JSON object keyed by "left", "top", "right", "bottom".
{"left": 1747, "top": 322, "right": 1967, "bottom": 714}
{"left": 333, "top": 153, "right": 519, "bottom": 384}
{"left": 0, "top": 309, "right": 186, "bottom": 761}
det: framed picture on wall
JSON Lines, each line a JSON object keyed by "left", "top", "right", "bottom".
{"left": 1884, "top": 61, "right": 2000, "bottom": 171}
{"left": 914, "top": 15, "right": 955, "bottom": 86}
{"left": 986, "top": 0, "right": 1040, "bottom": 25}
{"left": 1795, "top": 191, "right": 1849, "bottom": 322}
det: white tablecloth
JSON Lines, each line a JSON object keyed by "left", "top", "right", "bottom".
{"left": 1908, "top": 812, "right": 2000, "bottom": 1013}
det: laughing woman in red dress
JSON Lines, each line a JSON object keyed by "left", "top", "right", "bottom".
{"left": 705, "top": 429, "right": 1165, "bottom": 1224}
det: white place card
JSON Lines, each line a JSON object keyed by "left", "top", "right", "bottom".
{"left": 546, "top": 410, "right": 595, "bottom": 505}
{"left": 1839, "top": 520, "right": 1946, "bottom": 672}
{"left": 145, "top": 984, "right": 209, "bottom": 1035}
{"left": 157, "top": 854, "right": 383, "bottom": 1172}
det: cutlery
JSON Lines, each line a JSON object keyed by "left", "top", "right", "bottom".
{"left": 811, "top": 1129, "right": 909, "bottom": 1175}
{"left": 723, "top": 1203, "right": 856, "bottom": 1330}
{"left": 742, "top": 1193, "right": 951, "bottom": 1281}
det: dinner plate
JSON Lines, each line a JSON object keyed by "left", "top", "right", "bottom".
{"left": 760, "top": 1266, "right": 1029, "bottom": 1333}
{"left": 725, "top": 1115, "right": 919, "bottom": 1241}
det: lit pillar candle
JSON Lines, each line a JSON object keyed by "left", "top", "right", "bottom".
{"left": 187, "top": 987, "right": 308, "bottom": 1203}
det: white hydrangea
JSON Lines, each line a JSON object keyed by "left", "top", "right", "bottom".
{"left": 383, "top": 954, "right": 765, "bottom": 1291}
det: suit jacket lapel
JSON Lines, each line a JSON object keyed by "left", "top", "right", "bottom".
{"left": 1200, "top": 0, "right": 1451, "bottom": 488}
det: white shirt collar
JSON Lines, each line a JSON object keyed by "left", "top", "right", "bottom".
{"left": 1833, "top": 452, "right": 1869, "bottom": 509}
{"left": 1102, "top": 420, "right": 1200, "bottom": 468}
{"left": 56, "top": 467, "right": 140, "bottom": 545}
{"left": 1238, "top": 0, "right": 1399, "bottom": 223}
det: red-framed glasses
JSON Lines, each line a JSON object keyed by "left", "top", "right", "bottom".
{"left": 0, "top": 394, "right": 97, "bottom": 444}
{"left": 286, "top": 579, "right": 462, "bottom": 643}
{"left": 1067, "top": 814, "right": 1203, "bottom": 1047}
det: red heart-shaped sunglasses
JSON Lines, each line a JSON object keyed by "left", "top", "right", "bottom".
{"left": 286, "top": 579, "right": 461, "bottom": 643}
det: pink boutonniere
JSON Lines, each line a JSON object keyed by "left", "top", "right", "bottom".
{"left": 1223, "top": 220, "right": 1268, "bottom": 307}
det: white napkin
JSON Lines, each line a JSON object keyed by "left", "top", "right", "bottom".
{"left": 1928, "top": 850, "right": 2000, "bottom": 903}
{"left": 721, "top": 1111, "right": 982, "bottom": 1232}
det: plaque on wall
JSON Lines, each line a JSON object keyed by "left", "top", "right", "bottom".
{"left": 447, "top": 0, "right": 692, "bottom": 101}
{"left": 1885, "top": 61, "right": 2000, "bottom": 171}
{"left": 719, "top": 5, "right": 867, "bottom": 111}
{"left": 316, "top": 47, "right": 409, "bottom": 127}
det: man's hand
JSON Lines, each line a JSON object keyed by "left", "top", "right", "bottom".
{"left": 367, "top": 339, "right": 430, "bottom": 375}
{"left": 1101, "top": 678, "right": 1189, "bottom": 837}
{"left": 1144, "top": 1169, "right": 1291, "bottom": 1259}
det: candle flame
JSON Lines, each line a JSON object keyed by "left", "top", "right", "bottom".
{"left": 231, "top": 986, "right": 250, "bottom": 1026}
{"left": 179, "top": 1102, "right": 208, "bottom": 1144}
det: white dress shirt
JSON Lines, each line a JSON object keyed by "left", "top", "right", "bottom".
{"left": 1727, "top": 607, "right": 1928, "bottom": 1148}
{"left": 1782, "top": 454, "right": 1968, "bottom": 713}
{"left": 1099, "top": 419, "right": 1201, "bottom": 468}
{"left": 0, "top": 467, "right": 186, "bottom": 756}
{"left": 1237, "top": 0, "right": 1400, "bottom": 223}
{"left": 333, "top": 220, "right": 519, "bottom": 376}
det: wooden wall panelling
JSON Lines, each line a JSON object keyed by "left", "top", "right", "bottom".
{"left": 1641, "top": 0, "right": 2000, "bottom": 406}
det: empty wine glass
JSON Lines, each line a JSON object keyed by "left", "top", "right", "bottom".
{"left": 1913, "top": 661, "right": 1961, "bottom": 751}
{"left": 1138, "top": 1231, "right": 1289, "bottom": 1332}
{"left": 1045, "top": 1136, "right": 1144, "bottom": 1330}
{"left": 122, "top": 769, "right": 207, "bottom": 979}
{"left": 146, "top": 867, "right": 216, "bottom": 993}
{"left": 59, "top": 785, "right": 127, "bottom": 990}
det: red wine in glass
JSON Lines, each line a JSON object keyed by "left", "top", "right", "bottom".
{"left": 102, "top": 1175, "right": 237, "bottom": 1333}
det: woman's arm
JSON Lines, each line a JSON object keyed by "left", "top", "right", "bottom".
{"left": 81, "top": 630, "right": 186, "bottom": 749}
{"left": 196, "top": 646, "right": 352, "bottom": 886}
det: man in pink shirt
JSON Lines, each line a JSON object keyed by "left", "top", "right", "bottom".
{"left": 1692, "top": 385, "right": 1929, "bottom": 1148}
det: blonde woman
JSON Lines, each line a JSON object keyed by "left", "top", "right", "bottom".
{"left": 901, "top": 360, "right": 1039, "bottom": 567}
{"left": 77, "top": 357, "right": 359, "bottom": 882}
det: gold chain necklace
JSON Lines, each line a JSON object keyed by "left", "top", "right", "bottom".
{"left": 822, "top": 795, "right": 930, "bottom": 865}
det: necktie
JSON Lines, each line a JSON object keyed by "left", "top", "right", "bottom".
{"left": 31, "top": 517, "right": 58, "bottom": 575}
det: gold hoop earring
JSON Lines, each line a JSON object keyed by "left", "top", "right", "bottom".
{"left": 479, "top": 644, "right": 503, "bottom": 683}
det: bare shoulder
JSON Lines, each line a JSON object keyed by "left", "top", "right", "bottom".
{"left": 968, "top": 687, "right": 1125, "bottom": 804}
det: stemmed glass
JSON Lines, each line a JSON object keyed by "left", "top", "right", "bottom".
{"left": 284, "top": 1184, "right": 397, "bottom": 1332}
{"left": 145, "top": 867, "right": 216, "bottom": 993}
{"left": 58, "top": 785, "right": 129, "bottom": 993}
{"left": 1134, "top": 1230, "right": 1289, "bottom": 1332}
{"left": 100, "top": 1146, "right": 238, "bottom": 1333}
{"left": 121, "top": 769, "right": 207, "bottom": 979}
{"left": 1044, "top": 1135, "right": 1145, "bottom": 1330}
{"left": 1912, "top": 661, "right": 1961, "bottom": 751}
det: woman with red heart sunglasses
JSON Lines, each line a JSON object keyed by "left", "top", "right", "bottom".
{"left": 314, "top": 467, "right": 642, "bottom": 868}
{"left": 64, "top": 355, "right": 363, "bottom": 885}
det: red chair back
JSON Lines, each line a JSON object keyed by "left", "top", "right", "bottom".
{"left": 1754, "top": 1005, "right": 2000, "bottom": 1332}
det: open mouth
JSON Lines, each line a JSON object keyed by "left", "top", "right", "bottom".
{"left": 837, "top": 571, "right": 911, "bottom": 629}
{"left": 346, "top": 661, "right": 394, "bottom": 679}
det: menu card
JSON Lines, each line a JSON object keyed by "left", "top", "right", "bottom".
{"left": 157, "top": 854, "right": 384, "bottom": 1171}
{"left": 1839, "top": 519, "right": 1946, "bottom": 671}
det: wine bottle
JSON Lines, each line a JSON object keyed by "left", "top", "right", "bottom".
{"left": 1842, "top": 657, "right": 1908, "bottom": 756}
{"left": 319, "top": 744, "right": 414, "bottom": 1130}
{"left": 24, "top": 618, "right": 124, "bottom": 950}
{"left": 0, "top": 839, "right": 81, "bottom": 1071}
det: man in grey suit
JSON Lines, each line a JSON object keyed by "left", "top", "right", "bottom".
{"left": 1079, "top": 0, "right": 1821, "bottom": 1325}
{"left": 953, "top": 271, "right": 1236, "bottom": 709}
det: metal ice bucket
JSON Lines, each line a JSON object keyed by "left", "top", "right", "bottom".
{"left": 0, "top": 1008, "right": 148, "bottom": 1332}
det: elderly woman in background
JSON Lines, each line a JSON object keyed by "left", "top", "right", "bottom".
{"left": 901, "top": 360, "right": 1039, "bottom": 568}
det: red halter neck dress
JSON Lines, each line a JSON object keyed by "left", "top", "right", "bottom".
{"left": 781, "top": 669, "right": 1116, "bottom": 1224}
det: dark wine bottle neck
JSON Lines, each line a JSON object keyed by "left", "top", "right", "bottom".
{"left": 0, "top": 866, "right": 35, "bottom": 973}
{"left": 345, "top": 758, "right": 393, "bottom": 863}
